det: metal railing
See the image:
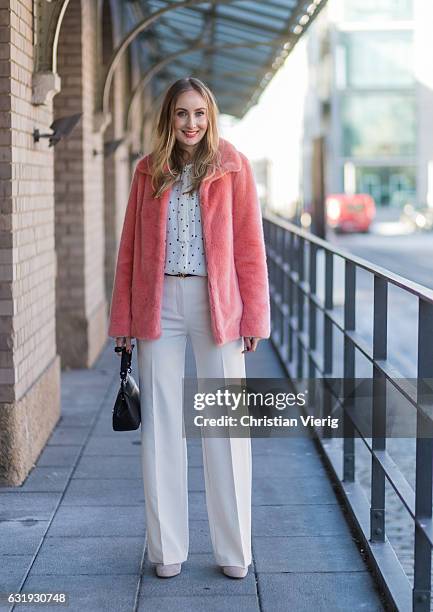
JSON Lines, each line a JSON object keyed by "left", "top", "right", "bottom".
{"left": 263, "top": 211, "right": 433, "bottom": 612}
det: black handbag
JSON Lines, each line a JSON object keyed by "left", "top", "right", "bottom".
{"left": 112, "top": 345, "right": 141, "bottom": 431}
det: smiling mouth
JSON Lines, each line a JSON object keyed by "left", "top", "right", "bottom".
{"left": 183, "top": 130, "right": 199, "bottom": 136}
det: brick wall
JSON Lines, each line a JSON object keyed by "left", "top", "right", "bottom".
{"left": 54, "top": 0, "right": 107, "bottom": 368}
{"left": 0, "top": 0, "right": 60, "bottom": 484}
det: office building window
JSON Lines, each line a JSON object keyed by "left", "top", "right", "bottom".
{"left": 351, "top": 166, "right": 416, "bottom": 207}
{"left": 342, "top": 93, "right": 416, "bottom": 157}
{"left": 340, "top": 31, "right": 413, "bottom": 89}
{"left": 342, "top": 0, "right": 413, "bottom": 21}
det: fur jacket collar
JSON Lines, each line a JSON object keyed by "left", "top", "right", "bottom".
{"left": 135, "top": 137, "right": 243, "bottom": 179}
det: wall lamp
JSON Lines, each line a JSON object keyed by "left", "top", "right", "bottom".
{"left": 33, "top": 113, "right": 82, "bottom": 147}
{"left": 93, "top": 138, "right": 124, "bottom": 157}
{"left": 130, "top": 150, "right": 143, "bottom": 162}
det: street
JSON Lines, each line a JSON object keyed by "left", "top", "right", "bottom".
{"left": 328, "top": 216, "right": 433, "bottom": 291}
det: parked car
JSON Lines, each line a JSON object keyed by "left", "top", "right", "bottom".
{"left": 325, "top": 193, "right": 376, "bottom": 233}
{"left": 399, "top": 204, "right": 433, "bottom": 232}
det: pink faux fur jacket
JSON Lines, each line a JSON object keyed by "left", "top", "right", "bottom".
{"left": 108, "top": 137, "right": 271, "bottom": 345}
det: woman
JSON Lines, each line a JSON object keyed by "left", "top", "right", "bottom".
{"left": 108, "top": 77, "right": 270, "bottom": 579}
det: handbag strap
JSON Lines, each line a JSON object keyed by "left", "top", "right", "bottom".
{"left": 114, "top": 345, "right": 135, "bottom": 382}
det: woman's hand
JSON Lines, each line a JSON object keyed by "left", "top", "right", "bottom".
{"left": 115, "top": 336, "right": 133, "bottom": 355}
{"left": 242, "top": 337, "right": 261, "bottom": 353}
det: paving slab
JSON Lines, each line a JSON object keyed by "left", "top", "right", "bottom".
{"left": 257, "top": 572, "right": 384, "bottom": 612}
{"left": 139, "top": 553, "right": 257, "bottom": 598}
{"left": 0, "top": 556, "right": 33, "bottom": 592}
{"left": 55, "top": 413, "right": 96, "bottom": 428}
{"left": 187, "top": 444, "right": 205, "bottom": 466}
{"left": 0, "top": 519, "right": 49, "bottom": 555}
{"left": 28, "top": 536, "right": 144, "bottom": 576}
{"left": 188, "top": 520, "right": 213, "bottom": 554}
{"left": 137, "top": 595, "right": 260, "bottom": 612}
{"left": 35, "top": 445, "right": 82, "bottom": 468}
{"left": 251, "top": 450, "right": 325, "bottom": 478}
{"left": 187, "top": 466, "right": 205, "bottom": 491}
{"left": 0, "top": 493, "right": 60, "bottom": 521}
{"left": 253, "top": 535, "right": 367, "bottom": 573}
{"left": 13, "top": 575, "right": 138, "bottom": 612}
{"left": 252, "top": 475, "right": 338, "bottom": 505}
{"left": 0, "top": 467, "right": 73, "bottom": 493}
{"left": 187, "top": 492, "right": 209, "bottom": 521}
{"left": 61, "top": 478, "right": 144, "bottom": 507}
{"left": 73, "top": 455, "right": 142, "bottom": 479}
{"left": 252, "top": 504, "right": 353, "bottom": 538}
{"left": 252, "top": 436, "right": 317, "bottom": 454}
{"left": 45, "top": 505, "right": 145, "bottom": 538}
{"left": 46, "top": 427, "right": 91, "bottom": 446}
{"left": 82, "top": 435, "right": 141, "bottom": 456}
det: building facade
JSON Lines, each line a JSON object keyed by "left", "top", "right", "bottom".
{"left": 302, "top": 0, "right": 433, "bottom": 210}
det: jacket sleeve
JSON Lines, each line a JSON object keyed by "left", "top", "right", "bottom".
{"left": 107, "top": 169, "right": 140, "bottom": 338}
{"left": 232, "top": 153, "right": 271, "bottom": 339}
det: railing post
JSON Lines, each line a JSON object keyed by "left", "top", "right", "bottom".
{"left": 370, "top": 275, "right": 388, "bottom": 543}
{"left": 278, "top": 225, "right": 285, "bottom": 346}
{"left": 322, "top": 250, "right": 334, "bottom": 437}
{"left": 324, "top": 250, "right": 333, "bottom": 375}
{"left": 274, "top": 225, "right": 281, "bottom": 344}
{"left": 307, "top": 242, "right": 318, "bottom": 415}
{"left": 343, "top": 259, "right": 356, "bottom": 482}
{"left": 267, "top": 220, "right": 276, "bottom": 344}
{"left": 413, "top": 299, "right": 433, "bottom": 612}
{"left": 296, "top": 236, "right": 305, "bottom": 379}
{"left": 288, "top": 232, "right": 295, "bottom": 363}
{"left": 269, "top": 221, "right": 276, "bottom": 289}
{"left": 281, "top": 230, "right": 289, "bottom": 360}
{"left": 308, "top": 242, "right": 317, "bottom": 379}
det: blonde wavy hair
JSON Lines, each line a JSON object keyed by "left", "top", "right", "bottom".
{"left": 149, "top": 77, "right": 222, "bottom": 199}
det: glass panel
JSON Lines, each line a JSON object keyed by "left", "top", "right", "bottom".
{"left": 342, "top": 0, "right": 413, "bottom": 21}
{"left": 340, "top": 31, "right": 414, "bottom": 88}
{"left": 342, "top": 93, "right": 416, "bottom": 157}
{"left": 352, "top": 166, "right": 416, "bottom": 207}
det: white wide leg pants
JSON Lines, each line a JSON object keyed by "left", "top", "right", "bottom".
{"left": 136, "top": 274, "right": 252, "bottom": 567}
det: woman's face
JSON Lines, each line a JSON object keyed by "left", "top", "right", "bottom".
{"left": 173, "top": 90, "right": 208, "bottom": 157}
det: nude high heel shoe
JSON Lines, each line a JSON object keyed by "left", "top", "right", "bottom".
{"left": 155, "top": 563, "right": 182, "bottom": 578}
{"left": 221, "top": 565, "right": 248, "bottom": 578}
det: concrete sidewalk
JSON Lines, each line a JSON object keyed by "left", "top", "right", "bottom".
{"left": 0, "top": 339, "right": 386, "bottom": 612}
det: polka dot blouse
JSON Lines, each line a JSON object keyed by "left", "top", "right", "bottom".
{"left": 164, "top": 163, "right": 208, "bottom": 276}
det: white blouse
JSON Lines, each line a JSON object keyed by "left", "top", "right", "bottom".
{"left": 164, "top": 163, "right": 208, "bottom": 276}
